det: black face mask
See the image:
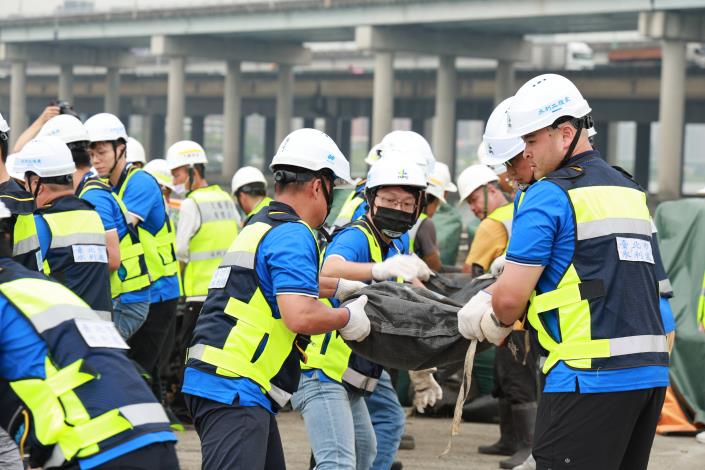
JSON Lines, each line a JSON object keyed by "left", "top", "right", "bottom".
{"left": 372, "top": 206, "right": 417, "bottom": 239}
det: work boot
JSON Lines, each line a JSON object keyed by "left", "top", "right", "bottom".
{"left": 390, "top": 462, "right": 403, "bottom": 470}
{"left": 499, "top": 402, "right": 537, "bottom": 469}
{"left": 512, "top": 454, "right": 536, "bottom": 470}
{"left": 399, "top": 433, "right": 416, "bottom": 450}
{"left": 478, "top": 399, "right": 517, "bottom": 456}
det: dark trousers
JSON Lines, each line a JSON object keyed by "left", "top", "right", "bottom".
{"left": 185, "top": 394, "right": 286, "bottom": 470}
{"left": 533, "top": 387, "right": 666, "bottom": 470}
{"left": 128, "top": 299, "right": 178, "bottom": 401}
{"left": 64, "top": 442, "right": 179, "bottom": 469}
{"left": 494, "top": 330, "right": 538, "bottom": 404}
{"left": 169, "top": 301, "right": 203, "bottom": 420}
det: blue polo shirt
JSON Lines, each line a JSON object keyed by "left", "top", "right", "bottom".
{"left": 79, "top": 175, "right": 150, "bottom": 304}
{"left": 114, "top": 168, "right": 179, "bottom": 302}
{"left": 0, "top": 294, "right": 175, "bottom": 469}
{"left": 182, "top": 220, "right": 320, "bottom": 413}
{"left": 506, "top": 178, "right": 669, "bottom": 394}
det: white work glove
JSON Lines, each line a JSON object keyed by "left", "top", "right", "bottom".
{"left": 457, "top": 290, "right": 513, "bottom": 345}
{"left": 411, "top": 254, "right": 433, "bottom": 281}
{"left": 489, "top": 255, "right": 506, "bottom": 277}
{"left": 339, "top": 295, "right": 371, "bottom": 342}
{"left": 479, "top": 310, "right": 513, "bottom": 346}
{"left": 457, "top": 290, "right": 493, "bottom": 341}
{"left": 334, "top": 278, "right": 367, "bottom": 301}
{"left": 409, "top": 368, "right": 443, "bottom": 414}
{"left": 371, "top": 254, "right": 424, "bottom": 282}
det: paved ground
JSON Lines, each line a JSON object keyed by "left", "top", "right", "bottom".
{"left": 175, "top": 410, "right": 705, "bottom": 469}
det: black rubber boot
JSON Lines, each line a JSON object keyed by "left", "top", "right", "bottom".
{"left": 478, "top": 399, "right": 517, "bottom": 456}
{"left": 399, "top": 433, "right": 416, "bottom": 450}
{"left": 499, "top": 402, "right": 537, "bottom": 469}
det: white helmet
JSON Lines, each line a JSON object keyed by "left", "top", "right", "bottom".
{"left": 166, "top": 140, "right": 208, "bottom": 171}
{"left": 270, "top": 128, "right": 351, "bottom": 185}
{"left": 127, "top": 137, "right": 147, "bottom": 165}
{"left": 231, "top": 166, "right": 267, "bottom": 195}
{"left": 506, "top": 74, "right": 591, "bottom": 138}
{"left": 0, "top": 112, "right": 10, "bottom": 133}
{"left": 38, "top": 115, "right": 89, "bottom": 145}
{"left": 457, "top": 164, "right": 499, "bottom": 203}
{"left": 379, "top": 130, "right": 436, "bottom": 179}
{"left": 144, "top": 158, "right": 175, "bottom": 191}
{"left": 13, "top": 136, "right": 76, "bottom": 178}
{"left": 366, "top": 150, "right": 428, "bottom": 190}
{"left": 5, "top": 154, "right": 24, "bottom": 182}
{"left": 84, "top": 113, "right": 128, "bottom": 143}
{"left": 426, "top": 162, "right": 457, "bottom": 203}
{"left": 364, "top": 143, "right": 383, "bottom": 166}
{"left": 480, "top": 97, "right": 526, "bottom": 166}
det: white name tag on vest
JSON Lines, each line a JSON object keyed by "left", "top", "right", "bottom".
{"left": 72, "top": 245, "right": 108, "bottom": 263}
{"left": 616, "top": 237, "right": 654, "bottom": 264}
{"left": 209, "top": 267, "right": 231, "bottom": 289}
{"left": 75, "top": 319, "right": 129, "bottom": 349}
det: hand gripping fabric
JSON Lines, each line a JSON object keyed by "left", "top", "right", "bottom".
{"left": 341, "top": 278, "right": 494, "bottom": 370}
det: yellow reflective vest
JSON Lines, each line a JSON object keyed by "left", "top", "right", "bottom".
{"left": 525, "top": 157, "right": 668, "bottom": 374}
{"left": 247, "top": 196, "right": 273, "bottom": 219}
{"left": 183, "top": 185, "right": 239, "bottom": 298}
{"left": 487, "top": 202, "right": 514, "bottom": 238}
{"left": 1, "top": 261, "right": 170, "bottom": 463}
{"left": 186, "top": 202, "right": 319, "bottom": 408}
{"left": 333, "top": 184, "right": 366, "bottom": 228}
{"left": 37, "top": 196, "right": 113, "bottom": 315}
{"left": 117, "top": 166, "right": 178, "bottom": 284}
{"left": 78, "top": 178, "right": 151, "bottom": 298}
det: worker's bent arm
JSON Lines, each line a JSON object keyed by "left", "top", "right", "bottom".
{"left": 277, "top": 294, "right": 349, "bottom": 335}
{"left": 321, "top": 255, "right": 373, "bottom": 282}
{"left": 318, "top": 276, "right": 339, "bottom": 299}
{"left": 105, "top": 229, "right": 121, "bottom": 272}
{"left": 491, "top": 261, "right": 544, "bottom": 325}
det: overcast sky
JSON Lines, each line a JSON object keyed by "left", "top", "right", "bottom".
{"left": 1, "top": 0, "right": 254, "bottom": 17}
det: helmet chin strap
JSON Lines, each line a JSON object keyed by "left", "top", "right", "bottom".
{"left": 482, "top": 185, "right": 489, "bottom": 219}
{"left": 187, "top": 166, "right": 195, "bottom": 193}
{"left": 559, "top": 115, "right": 593, "bottom": 167}
{"left": 107, "top": 142, "right": 125, "bottom": 179}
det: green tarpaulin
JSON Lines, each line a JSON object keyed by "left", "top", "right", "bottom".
{"left": 654, "top": 198, "right": 705, "bottom": 426}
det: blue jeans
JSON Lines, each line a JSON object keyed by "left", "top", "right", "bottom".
{"left": 112, "top": 299, "right": 150, "bottom": 340}
{"left": 291, "top": 371, "right": 376, "bottom": 470}
{"left": 365, "top": 370, "right": 405, "bottom": 470}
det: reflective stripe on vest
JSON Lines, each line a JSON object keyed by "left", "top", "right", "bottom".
{"left": 183, "top": 186, "right": 239, "bottom": 297}
{"left": 40, "top": 208, "right": 106, "bottom": 275}
{"left": 408, "top": 213, "right": 428, "bottom": 254}
{"left": 526, "top": 167, "right": 667, "bottom": 374}
{"left": 117, "top": 167, "right": 178, "bottom": 283}
{"left": 186, "top": 207, "right": 319, "bottom": 407}
{"left": 1, "top": 277, "right": 168, "bottom": 461}
{"left": 333, "top": 190, "right": 365, "bottom": 227}
{"left": 39, "top": 199, "right": 112, "bottom": 313}
{"left": 486, "top": 203, "right": 513, "bottom": 237}
{"left": 79, "top": 179, "right": 150, "bottom": 298}
{"left": 13, "top": 214, "right": 40, "bottom": 257}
